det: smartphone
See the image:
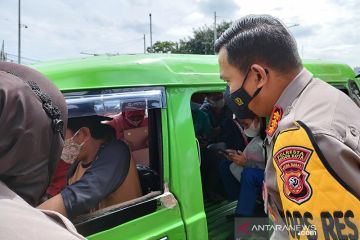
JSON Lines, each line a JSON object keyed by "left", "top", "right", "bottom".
{"left": 236, "top": 150, "right": 243, "bottom": 155}
{"left": 218, "top": 149, "right": 229, "bottom": 156}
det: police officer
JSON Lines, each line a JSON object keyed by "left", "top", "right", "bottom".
{"left": 215, "top": 15, "right": 360, "bottom": 239}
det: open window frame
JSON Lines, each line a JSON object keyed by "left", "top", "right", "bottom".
{"left": 63, "top": 87, "right": 166, "bottom": 236}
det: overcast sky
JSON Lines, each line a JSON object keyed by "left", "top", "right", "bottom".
{"left": 1, "top": 0, "right": 359, "bottom": 67}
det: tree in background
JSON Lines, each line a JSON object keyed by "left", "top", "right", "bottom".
{"left": 150, "top": 21, "right": 232, "bottom": 54}
{"left": 148, "top": 41, "right": 178, "bottom": 53}
{"left": 178, "top": 21, "right": 232, "bottom": 54}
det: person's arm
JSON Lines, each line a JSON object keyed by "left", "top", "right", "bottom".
{"left": 41, "top": 140, "right": 131, "bottom": 218}
{"left": 38, "top": 193, "right": 68, "bottom": 217}
{"left": 315, "top": 133, "right": 360, "bottom": 196}
{"left": 201, "top": 111, "right": 213, "bottom": 141}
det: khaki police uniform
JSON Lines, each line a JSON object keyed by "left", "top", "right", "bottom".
{"left": 264, "top": 69, "right": 360, "bottom": 239}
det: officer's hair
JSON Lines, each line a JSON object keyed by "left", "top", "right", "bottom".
{"left": 214, "top": 15, "right": 302, "bottom": 73}
{"left": 68, "top": 116, "right": 115, "bottom": 141}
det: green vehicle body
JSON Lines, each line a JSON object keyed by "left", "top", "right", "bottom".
{"left": 33, "top": 54, "right": 360, "bottom": 240}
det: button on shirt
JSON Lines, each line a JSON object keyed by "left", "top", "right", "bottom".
{"left": 264, "top": 68, "right": 360, "bottom": 239}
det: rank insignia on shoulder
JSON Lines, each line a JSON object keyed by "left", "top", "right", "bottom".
{"left": 266, "top": 106, "right": 283, "bottom": 137}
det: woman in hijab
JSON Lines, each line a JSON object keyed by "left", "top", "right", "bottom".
{"left": 0, "top": 62, "right": 84, "bottom": 239}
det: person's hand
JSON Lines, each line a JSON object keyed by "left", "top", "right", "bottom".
{"left": 226, "top": 149, "right": 246, "bottom": 166}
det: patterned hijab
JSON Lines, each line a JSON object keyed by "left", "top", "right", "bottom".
{"left": 0, "top": 62, "right": 67, "bottom": 206}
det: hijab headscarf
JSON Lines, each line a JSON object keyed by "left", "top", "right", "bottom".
{"left": 0, "top": 62, "right": 67, "bottom": 206}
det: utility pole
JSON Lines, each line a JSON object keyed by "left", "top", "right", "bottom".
{"left": 213, "top": 11, "right": 217, "bottom": 54}
{"left": 1, "top": 40, "right": 5, "bottom": 61}
{"left": 143, "top": 34, "right": 146, "bottom": 53}
{"left": 18, "top": 0, "right": 21, "bottom": 64}
{"left": 149, "top": 13, "right": 153, "bottom": 51}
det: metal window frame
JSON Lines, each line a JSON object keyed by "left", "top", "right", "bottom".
{"left": 64, "top": 87, "right": 166, "bottom": 118}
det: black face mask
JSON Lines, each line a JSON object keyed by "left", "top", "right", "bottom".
{"left": 224, "top": 69, "right": 262, "bottom": 119}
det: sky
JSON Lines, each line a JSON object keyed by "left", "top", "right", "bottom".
{"left": 0, "top": 0, "right": 359, "bottom": 67}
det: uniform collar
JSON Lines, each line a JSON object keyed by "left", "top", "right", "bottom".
{"left": 265, "top": 68, "right": 313, "bottom": 143}
{"left": 275, "top": 68, "right": 313, "bottom": 112}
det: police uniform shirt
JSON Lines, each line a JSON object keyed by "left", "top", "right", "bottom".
{"left": 0, "top": 181, "right": 85, "bottom": 240}
{"left": 264, "top": 68, "right": 360, "bottom": 239}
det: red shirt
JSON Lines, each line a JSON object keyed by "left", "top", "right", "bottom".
{"left": 46, "top": 159, "right": 71, "bottom": 197}
{"left": 107, "top": 114, "right": 148, "bottom": 140}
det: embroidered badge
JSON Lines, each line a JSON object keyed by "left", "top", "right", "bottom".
{"left": 266, "top": 106, "right": 283, "bottom": 137}
{"left": 273, "top": 146, "right": 313, "bottom": 204}
{"left": 234, "top": 97, "right": 244, "bottom": 106}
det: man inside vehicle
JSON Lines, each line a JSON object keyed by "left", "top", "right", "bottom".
{"left": 200, "top": 92, "right": 233, "bottom": 142}
{"left": 39, "top": 105, "right": 142, "bottom": 219}
{"left": 107, "top": 103, "right": 148, "bottom": 143}
{"left": 199, "top": 93, "right": 248, "bottom": 201}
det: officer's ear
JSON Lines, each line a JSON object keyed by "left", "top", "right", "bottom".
{"left": 250, "top": 64, "right": 269, "bottom": 89}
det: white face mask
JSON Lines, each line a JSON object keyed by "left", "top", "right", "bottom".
{"left": 61, "top": 131, "right": 85, "bottom": 164}
{"left": 244, "top": 120, "right": 261, "bottom": 138}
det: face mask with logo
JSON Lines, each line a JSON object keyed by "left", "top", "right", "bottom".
{"left": 61, "top": 131, "right": 85, "bottom": 164}
{"left": 244, "top": 120, "right": 261, "bottom": 138}
{"left": 208, "top": 98, "right": 225, "bottom": 109}
{"left": 223, "top": 68, "right": 262, "bottom": 119}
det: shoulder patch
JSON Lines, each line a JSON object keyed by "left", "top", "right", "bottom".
{"left": 273, "top": 146, "right": 313, "bottom": 204}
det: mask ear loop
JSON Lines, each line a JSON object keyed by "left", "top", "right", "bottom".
{"left": 71, "top": 129, "right": 87, "bottom": 147}
{"left": 240, "top": 67, "right": 251, "bottom": 88}
{"left": 252, "top": 68, "right": 269, "bottom": 98}
{"left": 71, "top": 129, "right": 81, "bottom": 141}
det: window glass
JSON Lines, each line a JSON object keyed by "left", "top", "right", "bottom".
{"left": 64, "top": 87, "right": 166, "bottom": 118}
{"left": 54, "top": 88, "right": 164, "bottom": 233}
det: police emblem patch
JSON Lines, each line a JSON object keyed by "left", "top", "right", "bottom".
{"left": 273, "top": 146, "right": 313, "bottom": 204}
{"left": 234, "top": 97, "right": 243, "bottom": 106}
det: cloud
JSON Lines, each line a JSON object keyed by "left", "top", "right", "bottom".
{"left": 291, "top": 25, "right": 321, "bottom": 39}
{"left": 197, "top": 0, "right": 239, "bottom": 17}
{"left": 328, "top": 0, "right": 360, "bottom": 8}
{"left": 120, "top": 20, "right": 160, "bottom": 35}
{"left": 0, "top": 0, "right": 359, "bottom": 67}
